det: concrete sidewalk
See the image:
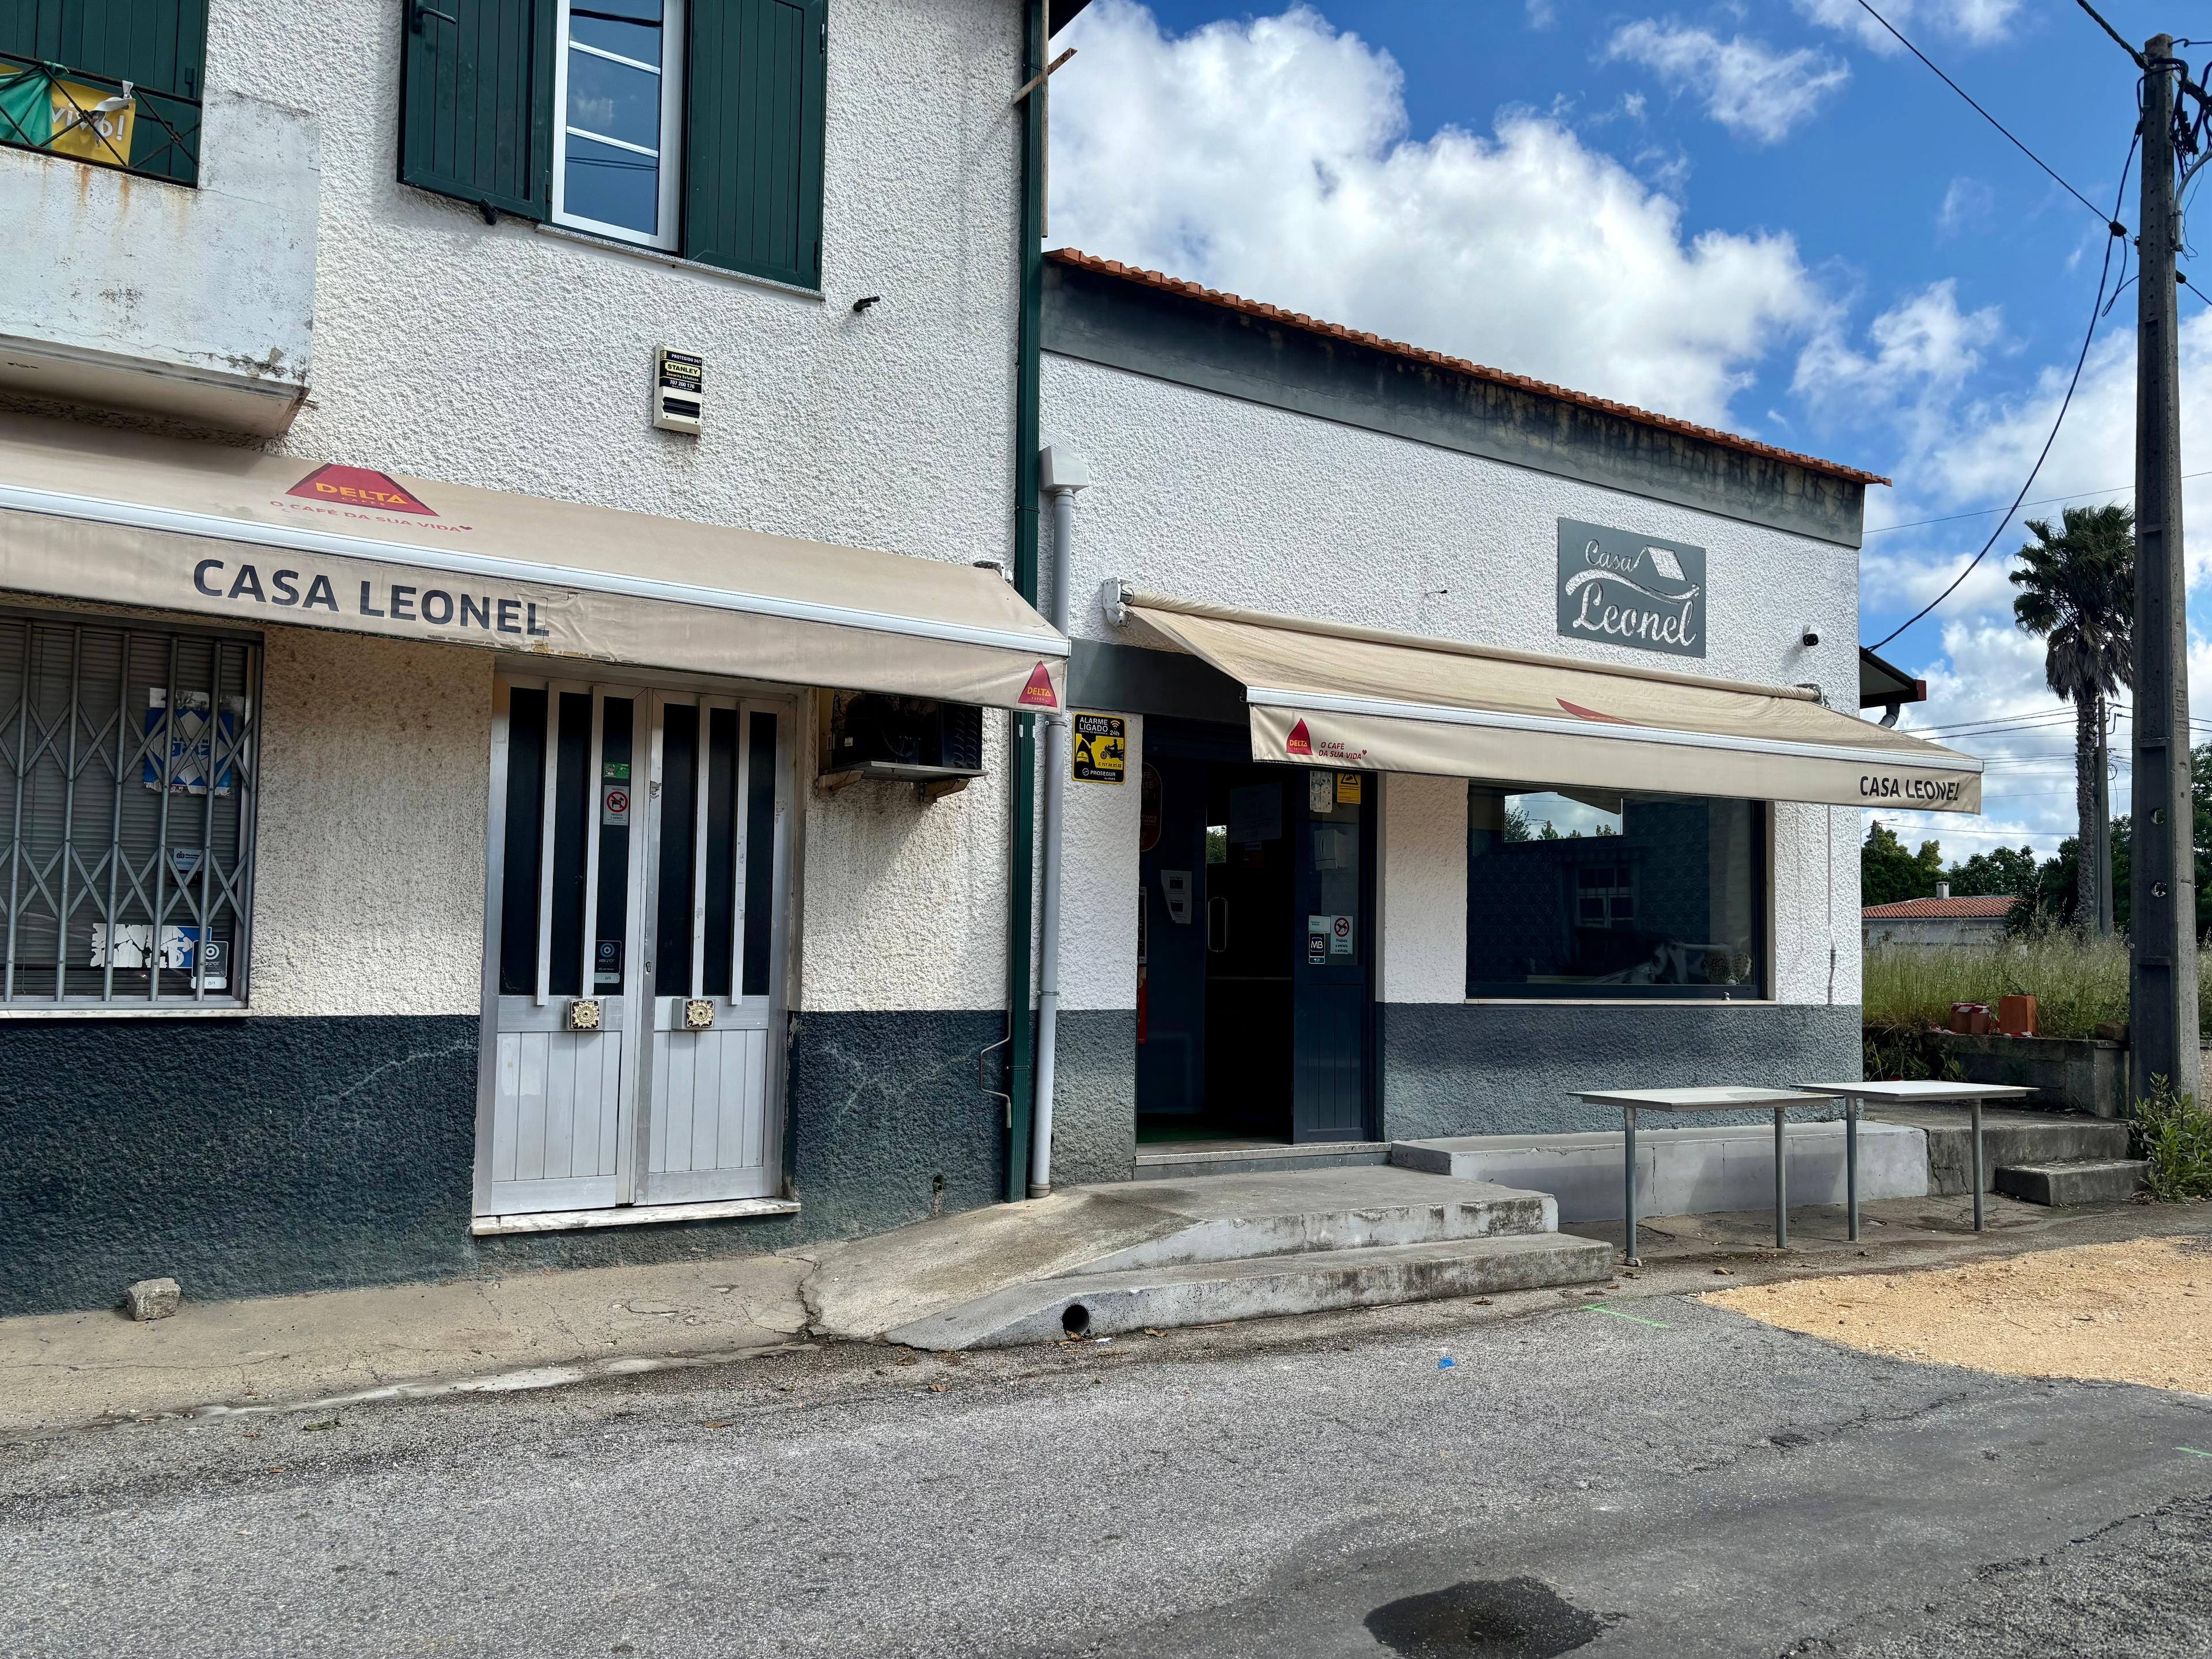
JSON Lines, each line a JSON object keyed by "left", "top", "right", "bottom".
{"left": 10, "top": 1184, "right": 2210, "bottom": 1441}
{"left": 0, "top": 1255, "right": 809, "bottom": 1438}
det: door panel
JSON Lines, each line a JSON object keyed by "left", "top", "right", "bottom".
{"left": 1292, "top": 770, "right": 1372, "bottom": 1142}
{"left": 1203, "top": 768, "right": 1294, "bottom": 1138}
{"left": 1136, "top": 755, "right": 1210, "bottom": 1118}
{"left": 637, "top": 695, "right": 785, "bottom": 1205}
{"left": 479, "top": 681, "right": 788, "bottom": 1218}
{"left": 486, "top": 684, "right": 638, "bottom": 1214}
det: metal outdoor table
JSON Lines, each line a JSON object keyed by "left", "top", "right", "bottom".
{"left": 1795, "top": 1080, "right": 2037, "bottom": 1236}
{"left": 1572, "top": 1086, "right": 1833, "bottom": 1267}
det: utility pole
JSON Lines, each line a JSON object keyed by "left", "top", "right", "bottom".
{"left": 2131, "top": 34, "right": 2202, "bottom": 1101}
{"left": 2094, "top": 704, "right": 2114, "bottom": 937}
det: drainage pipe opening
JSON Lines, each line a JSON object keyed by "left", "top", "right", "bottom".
{"left": 1060, "top": 1303, "right": 1090, "bottom": 1336}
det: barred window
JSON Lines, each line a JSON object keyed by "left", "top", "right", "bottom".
{"left": 0, "top": 612, "right": 258, "bottom": 1009}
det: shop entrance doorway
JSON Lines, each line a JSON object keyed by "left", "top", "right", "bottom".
{"left": 1137, "top": 719, "right": 1373, "bottom": 1147}
{"left": 476, "top": 675, "right": 793, "bottom": 1219}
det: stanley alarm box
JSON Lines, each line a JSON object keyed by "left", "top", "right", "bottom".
{"left": 654, "top": 348, "right": 703, "bottom": 434}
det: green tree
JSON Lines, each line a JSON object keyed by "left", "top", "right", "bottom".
{"left": 2006, "top": 742, "right": 2212, "bottom": 937}
{"left": 1863, "top": 822, "right": 1944, "bottom": 907}
{"left": 2009, "top": 503, "right": 2134, "bottom": 933}
{"left": 1946, "top": 844, "right": 2037, "bottom": 899}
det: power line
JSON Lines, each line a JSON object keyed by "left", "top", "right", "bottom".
{"left": 1915, "top": 712, "right": 2212, "bottom": 740}
{"left": 1862, "top": 471, "right": 2212, "bottom": 537}
{"left": 1910, "top": 706, "right": 2094, "bottom": 733}
{"left": 1858, "top": 0, "right": 2123, "bottom": 228}
{"left": 1869, "top": 134, "right": 2134, "bottom": 652}
{"left": 2074, "top": 1, "right": 2147, "bottom": 69}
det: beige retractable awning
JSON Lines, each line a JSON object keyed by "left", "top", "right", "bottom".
{"left": 1115, "top": 590, "right": 1980, "bottom": 813}
{"left": 0, "top": 414, "right": 1067, "bottom": 710}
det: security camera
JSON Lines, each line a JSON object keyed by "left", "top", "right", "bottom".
{"left": 1800, "top": 627, "right": 1821, "bottom": 649}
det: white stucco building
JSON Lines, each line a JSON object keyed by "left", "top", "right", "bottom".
{"left": 1, "top": 0, "right": 1088, "bottom": 1316}
{"left": 1029, "top": 251, "right": 1978, "bottom": 1183}
{"left": 1863, "top": 892, "right": 2014, "bottom": 950}
{"left": 0, "top": 0, "right": 1977, "bottom": 1320}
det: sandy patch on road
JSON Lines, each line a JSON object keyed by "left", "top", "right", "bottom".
{"left": 1706, "top": 1235, "right": 2212, "bottom": 1395}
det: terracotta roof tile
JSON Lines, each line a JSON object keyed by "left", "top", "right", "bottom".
{"left": 1862, "top": 895, "right": 2016, "bottom": 919}
{"left": 1047, "top": 247, "right": 1890, "bottom": 488}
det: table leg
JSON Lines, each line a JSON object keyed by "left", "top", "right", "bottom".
{"left": 1774, "top": 1105, "right": 1788, "bottom": 1249}
{"left": 1971, "top": 1097, "right": 1984, "bottom": 1233}
{"left": 1846, "top": 1096, "right": 1859, "bottom": 1243}
{"left": 1624, "top": 1107, "right": 1640, "bottom": 1267}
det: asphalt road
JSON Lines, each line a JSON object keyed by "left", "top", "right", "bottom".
{"left": 6, "top": 1286, "right": 2212, "bottom": 1658}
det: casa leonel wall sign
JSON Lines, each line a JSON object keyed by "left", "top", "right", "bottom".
{"left": 1556, "top": 518, "right": 1706, "bottom": 660}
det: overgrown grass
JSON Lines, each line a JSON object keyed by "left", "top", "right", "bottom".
{"left": 2133, "top": 1077, "right": 2212, "bottom": 1202}
{"left": 1861, "top": 931, "right": 2171, "bottom": 1041}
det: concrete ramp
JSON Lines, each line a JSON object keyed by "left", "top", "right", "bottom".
{"left": 797, "top": 1166, "right": 1608, "bottom": 1348}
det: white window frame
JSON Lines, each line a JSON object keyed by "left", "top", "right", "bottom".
{"left": 550, "top": 0, "right": 687, "bottom": 252}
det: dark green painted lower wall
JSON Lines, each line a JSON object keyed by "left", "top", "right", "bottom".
{"left": 2, "top": 1001, "right": 1862, "bottom": 1313}
{"left": 1047, "top": 1008, "right": 1138, "bottom": 1185}
{"left": 0, "top": 1009, "right": 1007, "bottom": 1317}
{"left": 1380, "top": 1002, "right": 1861, "bottom": 1139}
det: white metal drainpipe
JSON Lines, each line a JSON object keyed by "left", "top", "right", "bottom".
{"left": 1031, "top": 446, "right": 1089, "bottom": 1198}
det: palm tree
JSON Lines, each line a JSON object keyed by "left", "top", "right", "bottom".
{"left": 2010, "top": 503, "right": 2135, "bottom": 934}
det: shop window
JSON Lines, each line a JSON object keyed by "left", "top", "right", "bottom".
{"left": 1467, "top": 786, "right": 1763, "bottom": 1001}
{"left": 0, "top": 612, "right": 257, "bottom": 1009}
{"left": 399, "top": 0, "right": 827, "bottom": 288}
{"left": 0, "top": 0, "right": 206, "bottom": 184}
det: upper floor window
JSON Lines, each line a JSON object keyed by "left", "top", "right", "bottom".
{"left": 400, "top": 0, "right": 826, "bottom": 289}
{"left": 0, "top": 0, "right": 204, "bottom": 184}
{"left": 554, "top": 0, "right": 685, "bottom": 248}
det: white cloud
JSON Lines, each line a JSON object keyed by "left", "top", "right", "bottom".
{"left": 1936, "top": 176, "right": 1994, "bottom": 237}
{"left": 1051, "top": 1, "right": 1824, "bottom": 426}
{"left": 1793, "top": 0, "right": 2022, "bottom": 53}
{"left": 1906, "top": 310, "right": 2212, "bottom": 547}
{"left": 1794, "top": 279, "right": 2003, "bottom": 446}
{"left": 1859, "top": 305, "right": 2212, "bottom": 845}
{"left": 1525, "top": 0, "right": 1556, "bottom": 29}
{"left": 1605, "top": 20, "right": 1850, "bottom": 144}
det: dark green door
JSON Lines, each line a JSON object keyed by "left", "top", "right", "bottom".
{"left": 1292, "top": 768, "right": 1373, "bottom": 1141}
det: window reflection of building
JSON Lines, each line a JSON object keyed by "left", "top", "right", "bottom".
{"left": 1467, "top": 786, "right": 1763, "bottom": 1000}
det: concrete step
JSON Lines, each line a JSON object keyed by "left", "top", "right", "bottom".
{"left": 1071, "top": 1168, "right": 1558, "bottom": 1276}
{"left": 1133, "top": 1143, "right": 1393, "bottom": 1179}
{"left": 886, "top": 1231, "right": 1616, "bottom": 1350}
{"left": 1993, "top": 1159, "right": 2147, "bottom": 1207}
{"left": 1869, "top": 1107, "right": 2133, "bottom": 1196}
{"left": 1393, "top": 1120, "right": 1928, "bottom": 1225}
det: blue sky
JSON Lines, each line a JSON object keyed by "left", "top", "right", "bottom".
{"left": 1050, "top": 0, "right": 2209, "bottom": 862}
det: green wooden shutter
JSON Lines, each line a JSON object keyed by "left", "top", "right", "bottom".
{"left": 0, "top": 0, "right": 206, "bottom": 183}
{"left": 398, "top": 0, "right": 554, "bottom": 221}
{"left": 682, "top": 0, "right": 824, "bottom": 289}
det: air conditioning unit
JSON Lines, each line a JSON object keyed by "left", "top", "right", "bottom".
{"left": 821, "top": 692, "right": 986, "bottom": 797}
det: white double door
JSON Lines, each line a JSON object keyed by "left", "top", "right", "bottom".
{"left": 478, "top": 677, "right": 791, "bottom": 1218}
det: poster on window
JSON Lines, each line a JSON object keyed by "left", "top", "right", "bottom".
{"left": 142, "top": 689, "right": 243, "bottom": 796}
{"left": 86, "top": 924, "right": 228, "bottom": 988}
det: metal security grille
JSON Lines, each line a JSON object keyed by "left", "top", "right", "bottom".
{"left": 0, "top": 612, "right": 257, "bottom": 1007}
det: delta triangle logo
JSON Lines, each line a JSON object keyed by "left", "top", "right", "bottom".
{"left": 1018, "top": 662, "right": 1060, "bottom": 709}
{"left": 286, "top": 463, "right": 438, "bottom": 517}
{"left": 1285, "top": 718, "right": 1313, "bottom": 757}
